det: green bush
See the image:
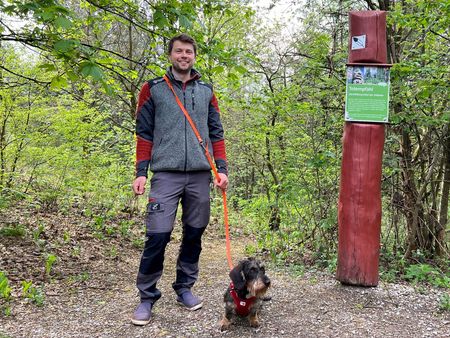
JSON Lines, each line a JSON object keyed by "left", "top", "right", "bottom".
{"left": 21, "top": 280, "right": 45, "bottom": 307}
{"left": 404, "top": 264, "right": 450, "bottom": 288}
{"left": 45, "top": 254, "right": 58, "bottom": 276}
{"left": 439, "top": 293, "right": 450, "bottom": 312}
{"left": 0, "top": 272, "right": 12, "bottom": 302}
{"left": 0, "top": 272, "right": 12, "bottom": 316}
{"left": 0, "top": 224, "right": 26, "bottom": 237}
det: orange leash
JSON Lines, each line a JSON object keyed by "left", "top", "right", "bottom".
{"left": 163, "top": 75, "right": 234, "bottom": 270}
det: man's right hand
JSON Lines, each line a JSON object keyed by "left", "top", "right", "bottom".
{"left": 133, "top": 176, "right": 147, "bottom": 195}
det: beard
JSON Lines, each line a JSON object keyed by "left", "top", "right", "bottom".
{"left": 172, "top": 61, "right": 193, "bottom": 74}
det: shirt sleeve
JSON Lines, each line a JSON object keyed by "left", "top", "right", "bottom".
{"left": 208, "top": 92, "right": 228, "bottom": 175}
{"left": 135, "top": 82, "right": 155, "bottom": 178}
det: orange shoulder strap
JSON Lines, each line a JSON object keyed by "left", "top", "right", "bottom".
{"left": 163, "top": 75, "right": 233, "bottom": 270}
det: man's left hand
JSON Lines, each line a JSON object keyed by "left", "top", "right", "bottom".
{"left": 214, "top": 173, "right": 228, "bottom": 190}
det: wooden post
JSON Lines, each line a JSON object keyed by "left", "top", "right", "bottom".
{"left": 337, "top": 123, "right": 385, "bottom": 285}
{"left": 336, "top": 11, "right": 389, "bottom": 286}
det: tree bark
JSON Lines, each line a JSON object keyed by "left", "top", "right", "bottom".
{"left": 437, "top": 124, "right": 450, "bottom": 256}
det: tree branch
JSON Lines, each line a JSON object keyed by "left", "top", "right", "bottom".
{"left": 0, "top": 65, "right": 50, "bottom": 85}
{"left": 430, "top": 29, "right": 450, "bottom": 42}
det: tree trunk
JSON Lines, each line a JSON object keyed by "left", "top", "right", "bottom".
{"left": 400, "top": 127, "right": 420, "bottom": 258}
{"left": 437, "top": 124, "right": 450, "bottom": 256}
{"left": 0, "top": 42, "right": 4, "bottom": 189}
{"left": 0, "top": 115, "right": 6, "bottom": 188}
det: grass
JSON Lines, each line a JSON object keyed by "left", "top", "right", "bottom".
{"left": 0, "top": 224, "right": 26, "bottom": 237}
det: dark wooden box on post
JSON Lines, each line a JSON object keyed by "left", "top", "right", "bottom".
{"left": 347, "top": 11, "right": 387, "bottom": 64}
{"left": 336, "top": 11, "right": 388, "bottom": 286}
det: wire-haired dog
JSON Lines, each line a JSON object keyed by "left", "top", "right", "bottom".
{"left": 220, "top": 258, "right": 271, "bottom": 331}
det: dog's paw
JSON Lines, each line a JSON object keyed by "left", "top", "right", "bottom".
{"left": 249, "top": 320, "right": 260, "bottom": 328}
{"left": 249, "top": 316, "right": 260, "bottom": 328}
{"left": 219, "top": 318, "right": 231, "bottom": 331}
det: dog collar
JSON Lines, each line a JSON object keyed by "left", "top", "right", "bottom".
{"left": 229, "top": 282, "right": 256, "bottom": 316}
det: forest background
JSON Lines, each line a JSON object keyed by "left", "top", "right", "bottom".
{"left": 0, "top": 0, "right": 449, "bottom": 312}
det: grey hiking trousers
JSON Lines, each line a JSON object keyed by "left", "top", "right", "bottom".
{"left": 136, "top": 171, "right": 211, "bottom": 303}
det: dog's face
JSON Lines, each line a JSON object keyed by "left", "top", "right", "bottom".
{"left": 229, "top": 258, "right": 271, "bottom": 297}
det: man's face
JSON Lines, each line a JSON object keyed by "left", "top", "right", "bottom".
{"left": 169, "top": 40, "right": 196, "bottom": 74}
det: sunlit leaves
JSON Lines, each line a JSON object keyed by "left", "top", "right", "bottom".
{"left": 211, "top": 65, "right": 224, "bottom": 74}
{"left": 79, "top": 61, "right": 103, "bottom": 80}
{"left": 38, "top": 63, "right": 56, "bottom": 72}
{"left": 179, "top": 14, "right": 192, "bottom": 28}
{"left": 50, "top": 75, "right": 68, "bottom": 89}
{"left": 54, "top": 16, "right": 72, "bottom": 29}
{"left": 152, "top": 9, "right": 169, "bottom": 28}
{"left": 234, "top": 65, "right": 247, "bottom": 74}
{"left": 54, "top": 39, "right": 78, "bottom": 53}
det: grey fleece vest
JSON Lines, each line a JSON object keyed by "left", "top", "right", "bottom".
{"left": 149, "top": 73, "right": 215, "bottom": 173}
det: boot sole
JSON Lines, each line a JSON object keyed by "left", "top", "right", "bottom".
{"left": 176, "top": 300, "right": 203, "bottom": 311}
{"left": 131, "top": 317, "right": 151, "bottom": 326}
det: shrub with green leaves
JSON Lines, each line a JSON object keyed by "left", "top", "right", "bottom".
{"left": 0, "top": 272, "right": 12, "bottom": 316}
{"left": 32, "top": 223, "right": 45, "bottom": 241}
{"left": 119, "top": 220, "right": 134, "bottom": 237}
{"left": 45, "top": 254, "right": 58, "bottom": 276}
{"left": 0, "top": 224, "right": 26, "bottom": 237}
{"left": 439, "top": 293, "right": 450, "bottom": 312}
{"left": 0, "top": 272, "right": 12, "bottom": 302}
{"left": 21, "top": 280, "right": 45, "bottom": 307}
{"left": 404, "top": 264, "right": 450, "bottom": 288}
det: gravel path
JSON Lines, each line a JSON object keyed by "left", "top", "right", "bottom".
{"left": 1, "top": 230, "right": 449, "bottom": 338}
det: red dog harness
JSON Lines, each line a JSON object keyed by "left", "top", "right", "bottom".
{"left": 229, "top": 282, "right": 256, "bottom": 316}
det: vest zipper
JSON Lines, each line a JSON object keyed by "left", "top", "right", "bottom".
{"left": 183, "top": 88, "right": 187, "bottom": 171}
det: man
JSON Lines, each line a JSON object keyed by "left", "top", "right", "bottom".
{"left": 131, "top": 33, "right": 228, "bottom": 326}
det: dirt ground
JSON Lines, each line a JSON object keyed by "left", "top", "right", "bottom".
{"left": 0, "top": 208, "right": 449, "bottom": 338}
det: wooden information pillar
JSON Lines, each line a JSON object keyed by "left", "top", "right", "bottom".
{"left": 336, "top": 11, "right": 391, "bottom": 286}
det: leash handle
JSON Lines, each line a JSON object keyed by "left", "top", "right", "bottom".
{"left": 163, "top": 75, "right": 234, "bottom": 270}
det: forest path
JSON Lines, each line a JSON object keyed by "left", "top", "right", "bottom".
{"left": 0, "top": 209, "right": 449, "bottom": 338}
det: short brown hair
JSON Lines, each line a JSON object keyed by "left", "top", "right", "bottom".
{"left": 168, "top": 34, "right": 197, "bottom": 55}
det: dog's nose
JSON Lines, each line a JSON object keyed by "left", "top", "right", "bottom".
{"left": 264, "top": 277, "right": 271, "bottom": 287}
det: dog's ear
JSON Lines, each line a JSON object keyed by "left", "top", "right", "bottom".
{"left": 229, "top": 262, "right": 246, "bottom": 290}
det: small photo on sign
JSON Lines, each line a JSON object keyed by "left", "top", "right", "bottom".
{"left": 346, "top": 66, "right": 389, "bottom": 85}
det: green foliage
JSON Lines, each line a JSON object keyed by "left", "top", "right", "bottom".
{"left": 45, "top": 254, "right": 58, "bottom": 276}
{"left": 21, "top": 280, "right": 45, "bottom": 306}
{"left": 0, "top": 272, "right": 12, "bottom": 302}
{"left": 92, "top": 215, "right": 106, "bottom": 232}
{"left": 119, "top": 220, "right": 134, "bottom": 238}
{"left": 439, "top": 293, "right": 450, "bottom": 312}
{"left": 105, "top": 245, "right": 118, "bottom": 259}
{"left": 0, "top": 224, "right": 26, "bottom": 237}
{"left": 89, "top": 215, "right": 128, "bottom": 239}
{"left": 32, "top": 224, "right": 46, "bottom": 241}
{"left": 383, "top": 0, "right": 450, "bottom": 258}
{"left": 62, "top": 231, "right": 71, "bottom": 243}
{"left": 404, "top": 264, "right": 450, "bottom": 288}
{"left": 288, "top": 264, "right": 306, "bottom": 278}
{"left": 0, "top": 271, "right": 12, "bottom": 316}
{"left": 68, "top": 272, "right": 91, "bottom": 284}
{"left": 132, "top": 238, "right": 144, "bottom": 249}
{"left": 0, "top": 0, "right": 256, "bottom": 219}
{"left": 71, "top": 246, "right": 81, "bottom": 257}
{"left": 77, "top": 272, "right": 90, "bottom": 282}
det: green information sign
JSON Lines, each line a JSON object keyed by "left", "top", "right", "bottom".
{"left": 345, "top": 66, "right": 390, "bottom": 123}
